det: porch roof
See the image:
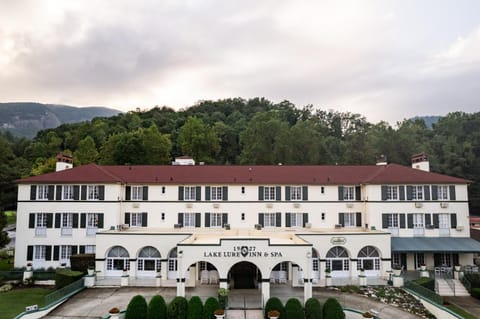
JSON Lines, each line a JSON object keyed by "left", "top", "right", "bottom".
{"left": 391, "top": 237, "right": 480, "bottom": 253}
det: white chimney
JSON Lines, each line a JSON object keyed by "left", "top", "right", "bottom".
{"left": 411, "top": 152, "right": 430, "bottom": 172}
{"left": 376, "top": 154, "right": 388, "bottom": 166}
{"left": 172, "top": 156, "right": 195, "bottom": 166}
{"left": 55, "top": 153, "right": 73, "bottom": 171}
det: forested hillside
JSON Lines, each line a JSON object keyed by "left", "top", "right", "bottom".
{"left": 0, "top": 97, "right": 479, "bottom": 214}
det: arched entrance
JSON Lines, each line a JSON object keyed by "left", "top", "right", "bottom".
{"left": 357, "top": 246, "right": 381, "bottom": 276}
{"left": 228, "top": 261, "right": 261, "bottom": 289}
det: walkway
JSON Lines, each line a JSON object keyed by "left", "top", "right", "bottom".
{"left": 445, "top": 296, "right": 480, "bottom": 318}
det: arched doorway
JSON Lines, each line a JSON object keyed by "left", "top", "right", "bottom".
{"left": 326, "top": 246, "right": 350, "bottom": 277}
{"left": 228, "top": 261, "right": 261, "bottom": 289}
{"left": 137, "top": 246, "right": 161, "bottom": 277}
{"left": 167, "top": 248, "right": 178, "bottom": 279}
{"left": 106, "top": 246, "right": 129, "bottom": 276}
{"left": 357, "top": 246, "right": 380, "bottom": 276}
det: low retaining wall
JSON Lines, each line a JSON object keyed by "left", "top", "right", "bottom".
{"left": 403, "top": 288, "right": 463, "bottom": 319}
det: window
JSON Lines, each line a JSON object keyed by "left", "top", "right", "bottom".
{"left": 131, "top": 186, "right": 143, "bottom": 200}
{"left": 413, "top": 214, "right": 424, "bottom": 228}
{"left": 263, "top": 213, "right": 277, "bottom": 227}
{"left": 210, "top": 186, "right": 223, "bottom": 201}
{"left": 130, "top": 213, "right": 143, "bottom": 227}
{"left": 106, "top": 246, "right": 130, "bottom": 271}
{"left": 184, "top": 187, "right": 196, "bottom": 201}
{"left": 63, "top": 185, "right": 74, "bottom": 200}
{"left": 183, "top": 213, "right": 196, "bottom": 228}
{"left": 343, "top": 213, "right": 357, "bottom": 227}
{"left": 290, "top": 186, "right": 302, "bottom": 201}
{"left": 61, "top": 213, "right": 73, "bottom": 236}
{"left": 86, "top": 213, "right": 98, "bottom": 235}
{"left": 392, "top": 253, "right": 400, "bottom": 266}
{"left": 437, "top": 185, "right": 449, "bottom": 200}
{"left": 357, "top": 246, "right": 380, "bottom": 271}
{"left": 343, "top": 186, "right": 355, "bottom": 201}
{"left": 35, "top": 213, "right": 48, "bottom": 236}
{"left": 289, "top": 213, "right": 303, "bottom": 227}
{"left": 264, "top": 187, "right": 276, "bottom": 201}
{"left": 387, "top": 214, "right": 399, "bottom": 228}
{"left": 386, "top": 186, "right": 398, "bottom": 200}
{"left": 137, "top": 246, "right": 161, "bottom": 272}
{"left": 210, "top": 213, "right": 223, "bottom": 228}
{"left": 87, "top": 185, "right": 99, "bottom": 200}
{"left": 411, "top": 186, "right": 423, "bottom": 200}
{"left": 37, "top": 185, "right": 49, "bottom": 200}
{"left": 60, "top": 245, "right": 72, "bottom": 261}
{"left": 415, "top": 253, "right": 425, "bottom": 269}
{"left": 85, "top": 245, "right": 96, "bottom": 254}
{"left": 326, "top": 247, "right": 350, "bottom": 272}
{"left": 34, "top": 245, "right": 46, "bottom": 260}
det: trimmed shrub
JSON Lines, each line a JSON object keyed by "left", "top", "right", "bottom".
{"left": 148, "top": 295, "right": 167, "bottom": 319}
{"left": 284, "top": 298, "right": 303, "bottom": 319}
{"left": 126, "top": 295, "right": 148, "bottom": 319}
{"left": 54, "top": 268, "right": 83, "bottom": 288}
{"left": 305, "top": 297, "right": 322, "bottom": 319}
{"left": 167, "top": 296, "right": 188, "bottom": 319}
{"left": 264, "top": 297, "right": 285, "bottom": 319}
{"left": 471, "top": 288, "right": 480, "bottom": 299}
{"left": 323, "top": 298, "right": 345, "bottom": 319}
{"left": 413, "top": 277, "right": 435, "bottom": 291}
{"left": 188, "top": 296, "right": 203, "bottom": 319}
{"left": 203, "top": 297, "right": 220, "bottom": 319}
{"left": 70, "top": 253, "right": 95, "bottom": 273}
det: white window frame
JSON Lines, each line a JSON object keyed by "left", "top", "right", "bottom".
{"left": 60, "top": 245, "right": 72, "bottom": 265}
{"left": 210, "top": 213, "right": 223, "bottom": 228}
{"left": 392, "top": 253, "right": 400, "bottom": 266}
{"left": 413, "top": 213, "right": 424, "bottom": 228}
{"left": 61, "top": 213, "right": 73, "bottom": 236}
{"left": 131, "top": 186, "right": 143, "bottom": 200}
{"left": 183, "top": 213, "right": 196, "bottom": 228}
{"left": 411, "top": 186, "right": 423, "bottom": 200}
{"left": 86, "top": 213, "right": 98, "bottom": 235}
{"left": 184, "top": 187, "right": 196, "bottom": 201}
{"left": 87, "top": 185, "right": 99, "bottom": 200}
{"left": 343, "top": 186, "right": 355, "bottom": 201}
{"left": 386, "top": 185, "right": 398, "bottom": 200}
{"left": 290, "top": 186, "right": 302, "bottom": 201}
{"left": 211, "top": 186, "right": 223, "bottom": 201}
{"left": 264, "top": 186, "right": 276, "bottom": 201}
{"left": 343, "top": 212, "right": 356, "bottom": 228}
{"left": 437, "top": 185, "right": 449, "bottom": 200}
{"left": 62, "top": 185, "right": 74, "bottom": 200}
{"left": 415, "top": 253, "right": 425, "bottom": 269}
{"left": 130, "top": 213, "right": 143, "bottom": 227}
{"left": 35, "top": 213, "right": 47, "bottom": 236}
{"left": 34, "top": 245, "right": 46, "bottom": 260}
{"left": 263, "top": 213, "right": 277, "bottom": 227}
{"left": 37, "top": 185, "right": 49, "bottom": 200}
{"left": 85, "top": 245, "right": 96, "bottom": 254}
{"left": 290, "top": 213, "right": 303, "bottom": 228}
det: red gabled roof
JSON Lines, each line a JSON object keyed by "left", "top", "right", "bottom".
{"left": 17, "top": 163, "right": 470, "bottom": 185}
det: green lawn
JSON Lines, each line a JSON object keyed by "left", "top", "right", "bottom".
{"left": 0, "top": 287, "right": 52, "bottom": 318}
{"left": 4, "top": 210, "right": 16, "bottom": 225}
{"left": 446, "top": 304, "right": 477, "bottom": 319}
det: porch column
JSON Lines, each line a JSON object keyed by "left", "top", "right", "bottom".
{"left": 219, "top": 280, "right": 228, "bottom": 290}
{"left": 176, "top": 278, "right": 185, "bottom": 297}
{"left": 303, "top": 279, "right": 312, "bottom": 302}
{"left": 261, "top": 279, "right": 270, "bottom": 306}
{"left": 176, "top": 250, "right": 185, "bottom": 296}
{"left": 160, "top": 260, "right": 167, "bottom": 281}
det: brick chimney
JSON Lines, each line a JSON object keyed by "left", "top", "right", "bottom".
{"left": 56, "top": 153, "right": 73, "bottom": 171}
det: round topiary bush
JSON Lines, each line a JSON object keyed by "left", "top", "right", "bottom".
{"left": 126, "top": 295, "right": 148, "bottom": 319}
{"left": 305, "top": 297, "right": 322, "bottom": 319}
{"left": 203, "top": 297, "right": 220, "bottom": 319}
{"left": 188, "top": 296, "right": 203, "bottom": 319}
{"left": 323, "top": 297, "right": 344, "bottom": 319}
{"left": 284, "top": 298, "right": 303, "bottom": 319}
{"left": 167, "top": 296, "right": 188, "bottom": 319}
{"left": 148, "top": 295, "right": 167, "bottom": 319}
{"left": 471, "top": 287, "right": 480, "bottom": 299}
{"left": 264, "top": 297, "right": 285, "bottom": 319}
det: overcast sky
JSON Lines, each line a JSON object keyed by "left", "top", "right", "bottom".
{"left": 1, "top": 0, "right": 480, "bottom": 123}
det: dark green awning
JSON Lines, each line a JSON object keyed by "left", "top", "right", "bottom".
{"left": 392, "top": 237, "right": 480, "bottom": 253}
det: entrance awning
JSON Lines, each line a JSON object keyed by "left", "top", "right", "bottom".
{"left": 392, "top": 237, "right": 480, "bottom": 253}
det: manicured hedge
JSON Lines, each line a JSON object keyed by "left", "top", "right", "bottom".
{"left": 168, "top": 296, "right": 188, "bottom": 319}
{"left": 148, "top": 295, "right": 167, "bottom": 319}
{"left": 188, "top": 296, "right": 203, "bottom": 319}
{"left": 264, "top": 297, "right": 285, "bottom": 319}
{"left": 323, "top": 298, "right": 345, "bottom": 319}
{"left": 54, "top": 268, "right": 83, "bottom": 288}
{"left": 471, "top": 288, "right": 480, "bottom": 299}
{"left": 126, "top": 295, "right": 148, "bottom": 319}
{"left": 203, "top": 297, "right": 220, "bottom": 319}
{"left": 70, "top": 254, "right": 95, "bottom": 273}
{"left": 305, "top": 297, "right": 322, "bottom": 319}
{"left": 413, "top": 277, "right": 435, "bottom": 291}
{"left": 284, "top": 298, "right": 303, "bottom": 319}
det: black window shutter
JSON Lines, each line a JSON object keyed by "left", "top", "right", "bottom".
{"left": 98, "top": 186, "right": 105, "bottom": 200}
{"left": 178, "top": 213, "right": 184, "bottom": 226}
{"left": 433, "top": 214, "right": 439, "bottom": 228}
{"left": 259, "top": 213, "right": 264, "bottom": 227}
{"left": 205, "top": 213, "right": 211, "bottom": 227}
{"left": 55, "top": 213, "right": 61, "bottom": 228}
{"left": 285, "top": 186, "right": 291, "bottom": 200}
{"left": 30, "top": 185, "right": 37, "bottom": 200}
{"left": 73, "top": 213, "right": 79, "bottom": 228}
{"left": 205, "top": 187, "right": 211, "bottom": 200}
{"left": 142, "top": 212, "right": 148, "bottom": 226}
{"left": 381, "top": 186, "right": 387, "bottom": 200}
{"left": 449, "top": 185, "right": 456, "bottom": 200}
{"left": 400, "top": 214, "right": 406, "bottom": 229}
{"left": 125, "top": 186, "right": 131, "bottom": 200}
{"left": 73, "top": 185, "right": 79, "bottom": 200}
{"left": 286, "top": 213, "right": 291, "bottom": 227}
{"left": 79, "top": 246, "right": 85, "bottom": 254}
{"left": 29, "top": 213, "right": 35, "bottom": 228}
{"left": 45, "top": 246, "right": 52, "bottom": 260}
{"left": 303, "top": 213, "right": 308, "bottom": 226}
{"left": 407, "top": 214, "right": 413, "bottom": 229}
{"left": 258, "top": 186, "right": 264, "bottom": 200}
{"left": 339, "top": 213, "right": 345, "bottom": 227}
{"left": 53, "top": 246, "right": 59, "bottom": 261}
{"left": 302, "top": 186, "right": 308, "bottom": 200}
{"left": 451, "top": 214, "right": 457, "bottom": 228}
{"left": 222, "top": 213, "right": 228, "bottom": 226}
{"left": 81, "top": 186, "right": 87, "bottom": 200}
{"left": 401, "top": 254, "right": 407, "bottom": 269}
{"left": 222, "top": 186, "right": 228, "bottom": 200}
{"left": 276, "top": 186, "right": 281, "bottom": 201}
{"left": 195, "top": 213, "right": 201, "bottom": 227}
{"left": 178, "top": 186, "right": 184, "bottom": 200}
{"left": 431, "top": 185, "right": 438, "bottom": 200}
{"left": 98, "top": 214, "right": 104, "bottom": 228}
{"left": 424, "top": 185, "right": 430, "bottom": 200}
{"left": 406, "top": 186, "right": 413, "bottom": 200}
{"left": 356, "top": 212, "right": 362, "bottom": 227}
{"left": 453, "top": 254, "right": 459, "bottom": 266}
{"left": 143, "top": 186, "right": 148, "bottom": 200}
{"left": 27, "top": 246, "right": 33, "bottom": 260}
{"left": 71, "top": 246, "right": 78, "bottom": 255}
{"left": 80, "top": 213, "right": 86, "bottom": 228}
{"left": 48, "top": 185, "right": 55, "bottom": 200}
{"left": 399, "top": 186, "right": 405, "bottom": 200}
{"left": 125, "top": 213, "right": 130, "bottom": 225}
{"left": 56, "top": 185, "right": 62, "bottom": 200}
{"left": 355, "top": 186, "right": 361, "bottom": 201}
{"left": 382, "top": 214, "right": 388, "bottom": 228}
{"left": 46, "top": 213, "right": 53, "bottom": 228}
{"left": 276, "top": 212, "right": 281, "bottom": 227}
{"left": 425, "top": 214, "right": 431, "bottom": 226}
{"left": 338, "top": 186, "right": 344, "bottom": 201}
{"left": 196, "top": 186, "right": 201, "bottom": 201}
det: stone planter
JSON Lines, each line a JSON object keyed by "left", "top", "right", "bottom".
{"left": 393, "top": 268, "right": 402, "bottom": 276}
{"left": 87, "top": 268, "right": 95, "bottom": 276}
{"left": 420, "top": 265, "right": 426, "bottom": 271}
{"left": 455, "top": 265, "right": 461, "bottom": 272}
{"left": 325, "top": 275, "right": 332, "bottom": 287}
{"left": 358, "top": 275, "right": 367, "bottom": 286}
{"left": 108, "top": 308, "right": 120, "bottom": 319}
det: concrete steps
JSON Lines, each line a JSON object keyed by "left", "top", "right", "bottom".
{"left": 436, "top": 278, "right": 470, "bottom": 296}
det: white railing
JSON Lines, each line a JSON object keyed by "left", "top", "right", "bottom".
{"left": 61, "top": 227, "right": 72, "bottom": 236}
{"left": 413, "top": 227, "right": 425, "bottom": 237}
{"left": 86, "top": 227, "right": 97, "bottom": 236}
{"left": 439, "top": 228, "right": 450, "bottom": 237}
{"left": 35, "top": 227, "right": 47, "bottom": 237}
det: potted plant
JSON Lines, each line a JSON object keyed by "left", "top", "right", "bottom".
{"left": 455, "top": 264, "right": 461, "bottom": 272}
{"left": 214, "top": 309, "right": 225, "bottom": 319}
{"left": 108, "top": 307, "right": 120, "bottom": 319}
{"left": 420, "top": 264, "right": 426, "bottom": 271}
{"left": 359, "top": 267, "right": 366, "bottom": 276}
{"left": 26, "top": 262, "right": 32, "bottom": 271}
{"left": 392, "top": 264, "right": 402, "bottom": 276}
{"left": 218, "top": 287, "right": 229, "bottom": 309}
{"left": 122, "top": 268, "right": 129, "bottom": 276}
{"left": 87, "top": 264, "right": 95, "bottom": 276}
{"left": 267, "top": 310, "right": 280, "bottom": 319}
{"left": 325, "top": 268, "right": 331, "bottom": 276}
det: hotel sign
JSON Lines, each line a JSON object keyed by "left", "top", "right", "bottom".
{"left": 330, "top": 237, "right": 347, "bottom": 245}
{"left": 203, "top": 245, "right": 283, "bottom": 258}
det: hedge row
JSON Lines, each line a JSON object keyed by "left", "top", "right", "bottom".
{"left": 264, "top": 296, "right": 329, "bottom": 319}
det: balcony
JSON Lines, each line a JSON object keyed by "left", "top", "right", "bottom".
{"left": 86, "top": 227, "right": 97, "bottom": 236}
{"left": 413, "top": 227, "right": 425, "bottom": 237}
{"left": 61, "top": 227, "right": 73, "bottom": 236}
{"left": 35, "top": 227, "right": 47, "bottom": 237}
